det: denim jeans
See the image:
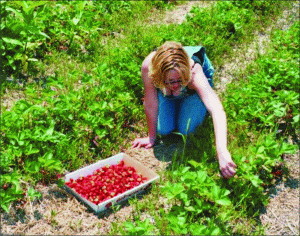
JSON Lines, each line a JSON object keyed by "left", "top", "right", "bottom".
{"left": 157, "top": 90, "right": 208, "bottom": 135}
{"left": 156, "top": 46, "right": 214, "bottom": 136}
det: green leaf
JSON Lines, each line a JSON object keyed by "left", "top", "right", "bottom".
{"left": 211, "top": 184, "right": 220, "bottom": 198}
{"left": 257, "top": 145, "right": 265, "bottom": 154}
{"left": 45, "top": 123, "right": 54, "bottom": 137}
{"left": 72, "top": 17, "right": 80, "bottom": 25}
{"left": 27, "top": 42, "right": 43, "bottom": 50}
{"left": 57, "top": 178, "right": 65, "bottom": 188}
{"left": 39, "top": 31, "right": 50, "bottom": 39}
{"left": 184, "top": 206, "right": 195, "bottom": 212}
{"left": 180, "top": 192, "right": 189, "bottom": 203}
{"left": 27, "top": 58, "right": 38, "bottom": 62}
{"left": 2, "top": 37, "right": 24, "bottom": 46}
{"left": 215, "top": 198, "right": 231, "bottom": 206}
{"left": 25, "top": 161, "right": 40, "bottom": 173}
{"left": 181, "top": 166, "right": 191, "bottom": 174}
{"left": 25, "top": 147, "right": 39, "bottom": 155}
{"left": 1, "top": 202, "right": 10, "bottom": 213}
{"left": 194, "top": 198, "right": 203, "bottom": 207}
{"left": 43, "top": 152, "right": 53, "bottom": 161}
{"left": 209, "top": 226, "right": 222, "bottom": 235}
{"left": 74, "top": 35, "right": 84, "bottom": 43}
{"left": 249, "top": 175, "right": 262, "bottom": 187}
{"left": 5, "top": 6, "right": 24, "bottom": 19}
{"left": 95, "top": 128, "right": 108, "bottom": 139}
{"left": 189, "top": 224, "right": 207, "bottom": 235}
{"left": 163, "top": 182, "right": 185, "bottom": 200}
{"left": 14, "top": 53, "right": 24, "bottom": 61}
{"left": 188, "top": 160, "right": 201, "bottom": 168}
{"left": 279, "top": 141, "right": 297, "bottom": 154}
{"left": 27, "top": 187, "right": 42, "bottom": 201}
{"left": 196, "top": 170, "right": 207, "bottom": 183}
{"left": 292, "top": 114, "right": 299, "bottom": 124}
{"left": 14, "top": 148, "right": 22, "bottom": 157}
{"left": 171, "top": 183, "right": 185, "bottom": 196}
{"left": 181, "top": 172, "right": 197, "bottom": 183}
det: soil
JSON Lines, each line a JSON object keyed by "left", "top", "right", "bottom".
{"left": 1, "top": 1, "right": 299, "bottom": 235}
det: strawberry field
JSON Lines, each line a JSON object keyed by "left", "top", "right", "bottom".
{"left": 1, "top": 1, "right": 299, "bottom": 235}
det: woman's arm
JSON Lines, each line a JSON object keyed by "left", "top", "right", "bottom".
{"left": 132, "top": 52, "right": 158, "bottom": 149}
{"left": 189, "top": 64, "right": 236, "bottom": 178}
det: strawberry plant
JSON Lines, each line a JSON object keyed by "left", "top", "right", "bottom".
{"left": 123, "top": 218, "right": 156, "bottom": 235}
{"left": 1, "top": 171, "right": 24, "bottom": 213}
{"left": 1, "top": 1, "right": 49, "bottom": 77}
{"left": 65, "top": 160, "right": 148, "bottom": 205}
{"left": 225, "top": 56, "right": 299, "bottom": 134}
{"left": 161, "top": 161, "right": 232, "bottom": 234}
{"left": 226, "top": 133, "right": 297, "bottom": 216}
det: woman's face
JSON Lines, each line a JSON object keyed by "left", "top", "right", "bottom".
{"left": 164, "top": 69, "right": 182, "bottom": 92}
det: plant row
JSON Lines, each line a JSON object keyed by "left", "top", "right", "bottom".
{"left": 1, "top": 0, "right": 174, "bottom": 81}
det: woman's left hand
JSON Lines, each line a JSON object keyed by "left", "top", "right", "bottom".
{"left": 218, "top": 149, "right": 237, "bottom": 179}
{"left": 132, "top": 137, "right": 155, "bottom": 149}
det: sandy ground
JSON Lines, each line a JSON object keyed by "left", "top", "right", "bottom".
{"left": 1, "top": 1, "right": 299, "bottom": 235}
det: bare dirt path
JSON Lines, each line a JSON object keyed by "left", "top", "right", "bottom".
{"left": 1, "top": 2, "right": 299, "bottom": 235}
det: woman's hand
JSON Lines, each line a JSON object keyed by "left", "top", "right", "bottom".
{"left": 218, "top": 149, "right": 237, "bottom": 179}
{"left": 132, "top": 137, "right": 155, "bottom": 149}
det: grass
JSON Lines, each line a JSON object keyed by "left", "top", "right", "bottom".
{"left": 1, "top": 1, "right": 298, "bottom": 235}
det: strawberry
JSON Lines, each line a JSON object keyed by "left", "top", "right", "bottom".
{"left": 142, "top": 177, "right": 148, "bottom": 181}
{"left": 3, "top": 184, "right": 8, "bottom": 190}
{"left": 108, "top": 173, "right": 114, "bottom": 178}
{"left": 118, "top": 160, "right": 124, "bottom": 167}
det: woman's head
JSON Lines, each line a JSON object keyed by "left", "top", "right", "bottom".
{"left": 149, "top": 41, "right": 191, "bottom": 90}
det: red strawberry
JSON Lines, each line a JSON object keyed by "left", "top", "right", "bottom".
{"left": 119, "top": 160, "right": 124, "bottom": 167}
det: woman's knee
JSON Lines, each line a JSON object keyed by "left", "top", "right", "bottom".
{"left": 157, "top": 127, "right": 174, "bottom": 136}
{"left": 177, "top": 94, "right": 207, "bottom": 135}
{"left": 177, "top": 113, "right": 206, "bottom": 135}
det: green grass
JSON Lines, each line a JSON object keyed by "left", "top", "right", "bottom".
{"left": 1, "top": 1, "right": 298, "bottom": 235}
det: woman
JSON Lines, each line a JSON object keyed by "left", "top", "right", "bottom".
{"left": 132, "top": 41, "right": 236, "bottom": 179}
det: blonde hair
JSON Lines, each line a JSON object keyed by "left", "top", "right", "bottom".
{"left": 148, "top": 41, "right": 191, "bottom": 90}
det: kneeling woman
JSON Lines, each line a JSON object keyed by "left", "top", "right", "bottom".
{"left": 132, "top": 41, "right": 236, "bottom": 179}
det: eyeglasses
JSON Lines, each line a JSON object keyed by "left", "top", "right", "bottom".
{"left": 164, "top": 80, "right": 182, "bottom": 86}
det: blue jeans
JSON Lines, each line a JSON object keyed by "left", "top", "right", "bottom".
{"left": 157, "top": 90, "right": 208, "bottom": 135}
{"left": 156, "top": 46, "right": 214, "bottom": 136}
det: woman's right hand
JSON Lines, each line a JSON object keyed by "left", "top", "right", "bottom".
{"left": 132, "top": 137, "right": 155, "bottom": 149}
